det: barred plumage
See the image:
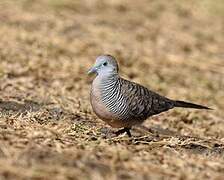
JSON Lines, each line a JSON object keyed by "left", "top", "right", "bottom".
{"left": 88, "top": 55, "right": 211, "bottom": 137}
{"left": 99, "top": 75, "right": 174, "bottom": 121}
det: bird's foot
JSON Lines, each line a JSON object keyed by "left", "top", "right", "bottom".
{"left": 115, "top": 127, "right": 132, "bottom": 137}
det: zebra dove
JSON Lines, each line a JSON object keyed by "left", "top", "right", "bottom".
{"left": 88, "top": 55, "right": 210, "bottom": 137}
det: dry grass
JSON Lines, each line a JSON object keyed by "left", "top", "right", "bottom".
{"left": 0, "top": 0, "right": 224, "bottom": 179}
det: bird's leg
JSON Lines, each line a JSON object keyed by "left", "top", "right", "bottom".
{"left": 125, "top": 128, "right": 132, "bottom": 137}
{"left": 115, "top": 127, "right": 132, "bottom": 137}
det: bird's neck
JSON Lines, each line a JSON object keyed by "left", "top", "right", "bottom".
{"left": 93, "top": 73, "right": 120, "bottom": 94}
{"left": 97, "top": 72, "right": 120, "bottom": 82}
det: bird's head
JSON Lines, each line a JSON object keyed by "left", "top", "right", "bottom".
{"left": 88, "top": 55, "right": 119, "bottom": 76}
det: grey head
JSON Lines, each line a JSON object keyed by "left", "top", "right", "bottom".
{"left": 88, "top": 55, "right": 119, "bottom": 76}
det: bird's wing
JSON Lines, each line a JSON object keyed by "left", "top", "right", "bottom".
{"left": 120, "top": 78, "right": 174, "bottom": 120}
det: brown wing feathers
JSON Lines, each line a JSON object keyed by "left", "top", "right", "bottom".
{"left": 120, "top": 79, "right": 175, "bottom": 120}
{"left": 120, "top": 78, "right": 210, "bottom": 121}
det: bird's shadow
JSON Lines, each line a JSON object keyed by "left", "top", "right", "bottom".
{"left": 99, "top": 125, "right": 179, "bottom": 139}
{"left": 99, "top": 125, "right": 224, "bottom": 157}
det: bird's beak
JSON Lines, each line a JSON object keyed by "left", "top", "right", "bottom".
{"left": 87, "top": 66, "right": 98, "bottom": 75}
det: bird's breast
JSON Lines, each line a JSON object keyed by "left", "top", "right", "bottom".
{"left": 90, "top": 77, "right": 122, "bottom": 127}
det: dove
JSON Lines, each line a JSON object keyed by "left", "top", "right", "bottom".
{"left": 88, "top": 55, "right": 210, "bottom": 137}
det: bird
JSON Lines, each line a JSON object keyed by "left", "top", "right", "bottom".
{"left": 88, "top": 55, "right": 211, "bottom": 137}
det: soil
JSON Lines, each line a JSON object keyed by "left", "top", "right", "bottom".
{"left": 0, "top": 0, "right": 224, "bottom": 179}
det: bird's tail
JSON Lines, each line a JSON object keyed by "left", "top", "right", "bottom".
{"left": 174, "top": 100, "right": 212, "bottom": 110}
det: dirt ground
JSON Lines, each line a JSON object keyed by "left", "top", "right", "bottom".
{"left": 0, "top": 0, "right": 224, "bottom": 179}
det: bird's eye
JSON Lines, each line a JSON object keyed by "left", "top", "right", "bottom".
{"left": 103, "top": 62, "right": 108, "bottom": 66}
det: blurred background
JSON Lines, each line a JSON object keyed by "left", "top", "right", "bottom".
{"left": 0, "top": 0, "right": 223, "bottom": 179}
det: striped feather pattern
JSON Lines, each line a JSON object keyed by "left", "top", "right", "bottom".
{"left": 99, "top": 74, "right": 175, "bottom": 122}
